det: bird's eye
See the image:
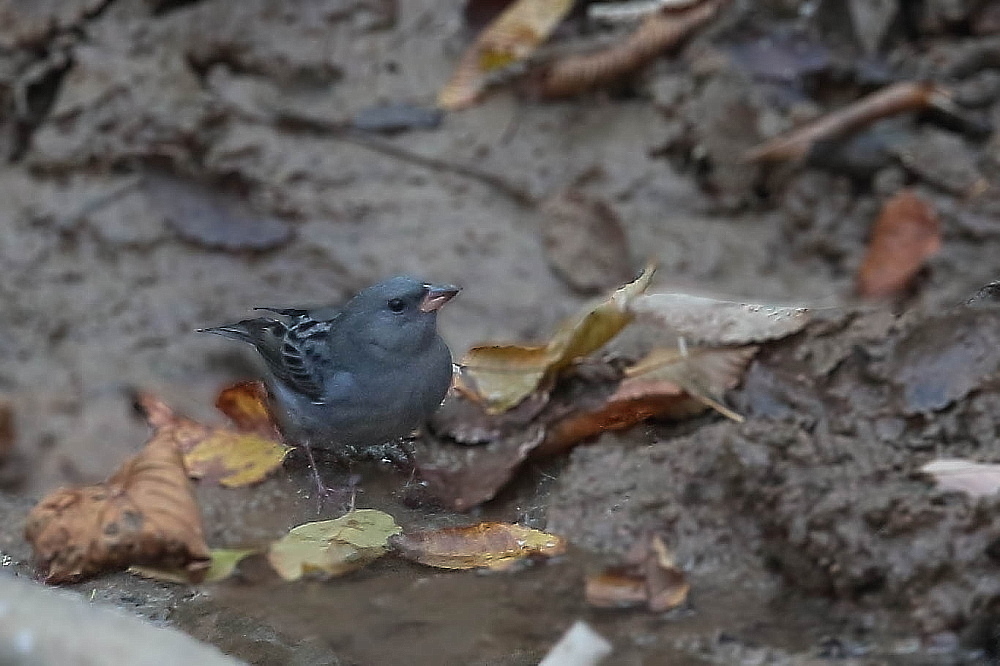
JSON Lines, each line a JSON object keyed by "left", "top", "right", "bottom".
{"left": 387, "top": 298, "right": 406, "bottom": 313}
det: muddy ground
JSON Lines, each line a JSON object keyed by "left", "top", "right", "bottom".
{"left": 2, "top": 0, "right": 1000, "bottom": 664}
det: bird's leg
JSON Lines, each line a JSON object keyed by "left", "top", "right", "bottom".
{"left": 299, "top": 442, "right": 361, "bottom": 513}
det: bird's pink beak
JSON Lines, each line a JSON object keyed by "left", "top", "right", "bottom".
{"left": 420, "top": 284, "right": 460, "bottom": 312}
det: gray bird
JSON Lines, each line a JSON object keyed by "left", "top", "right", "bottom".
{"left": 200, "top": 276, "right": 459, "bottom": 498}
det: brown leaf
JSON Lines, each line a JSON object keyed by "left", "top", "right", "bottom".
{"left": 743, "top": 82, "right": 947, "bottom": 163}
{"left": 535, "top": 0, "right": 723, "bottom": 99}
{"left": 392, "top": 522, "right": 566, "bottom": 569}
{"left": 24, "top": 436, "right": 210, "bottom": 584}
{"left": 585, "top": 569, "right": 649, "bottom": 608}
{"left": 856, "top": 189, "right": 941, "bottom": 299}
{"left": 214, "top": 381, "right": 281, "bottom": 439}
{"left": 136, "top": 389, "right": 292, "bottom": 488}
{"left": 463, "top": 264, "right": 655, "bottom": 412}
{"left": 411, "top": 425, "right": 546, "bottom": 511}
{"left": 584, "top": 533, "right": 688, "bottom": 612}
{"left": 540, "top": 188, "right": 634, "bottom": 294}
{"left": 439, "top": 0, "right": 576, "bottom": 109}
{"left": 921, "top": 459, "right": 1000, "bottom": 498}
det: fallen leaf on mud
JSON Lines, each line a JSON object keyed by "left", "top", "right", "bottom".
{"left": 535, "top": 0, "right": 723, "bottom": 99}
{"left": 743, "top": 82, "right": 949, "bottom": 163}
{"left": 585, "top": 534, "right": 688, "bottom": 611}
{"left": 856, "top": 189, "right": 941, "bottom": 299}
{"left": 629, "top": 293, "right": 810, "bottom": 345}
{"left": 921, "top": 459, "right": 1000, "bottom": 498}
{"left": 539, "top": 188, "right": 633, "bottom": 294}
{"left": 129, "top": 548, "right": 256, "bottom": 584}
{"left": 625, "top": 346, "right": 756, "bottom": 421}
{"left": 439, "top": 0, "right": 576, "bottom": 109}
{"left": 136, "top": 388, "right": 292, "bottom": 488}
{"left": 267, "top": 509, "right": 401, "bottom": 581}
{"left": 392, "top": 522, "right": 566, "bottom": 570}
{"left": 463, "top": 265, "right": 655, "bottom": 413}
{"left": 143, "top": 171, "right": 293, "bottom": 252}
{"left": 412, "top": 425, "right": 547, "bottom": 511}
{"left": 24, "top": 435, "right": 210, "bottom": 584}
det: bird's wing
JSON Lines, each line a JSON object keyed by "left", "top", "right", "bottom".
{"left": 200, "top": 315, "right": 332, "bottom": 401}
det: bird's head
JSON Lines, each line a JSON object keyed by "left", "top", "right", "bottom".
{"left": 339, "top": 276, "right": 459, "bottom": 357}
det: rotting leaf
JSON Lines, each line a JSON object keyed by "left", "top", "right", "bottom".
{"left": 535, "top": 0, "right": 723, "bottom": 99}
{"left": 411, "top": 425, "right": 547, "bottom": 511}
{"left": 392, "top": 522, "right": 566, "bottom": 570}
{"left": 129, "top": 548, "right": 256, "bottom": 584}
{"left": 267, "top": 509, "right": 401, "bottom": 581}
{"left": 463, "top": 264, "right": 655, "bottom": 413}
{"left": 921, "top": 459, "right": 1000, "bottom": 498}
{"left": 540, "top": 188, "right": 634, "bottom": 294}
{"left": 743, "top": 82, "right": 950, "bottom": 163}
{"left": 136, "top": 389, "right": 292, "bottom": 488}
{"left": 628, "top": 292, "right": 811, "bottom": 345}
{"left": 584, "top": 533, "right": 688, "bottom": 612}
{"left": 24, "top": 435, "right": 210, "bottom": 584}
{"left": 143, "top": 171, "right": 293, "bottom": 252}
{"left": 856, "top": 189, "right": 940, "bottom": 299}
{"left": 439, "top": 0, "right": 576, "bottom": 109}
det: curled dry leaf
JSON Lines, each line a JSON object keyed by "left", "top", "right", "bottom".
{"left": 921, "top": 459, "right": 1000, "bottom": 498}
{"left": 629, "top": 292, "right": 810, "bottom": 345}
{"left": 536, "top": 0, "right": 723, "bottom": 99}
{"left": 136, "top": 385, "right": 292, "bottom": 488}
{"left": 743, "top": 82, "right": 948, "bottom": 163}
{"left": 856, "top": 189, "right": 940, "bottom": 299}
{"left": 584, "top": 534, "right": 688, "bottom": 612}
{"left": 392, "top": 522, "right": 566, "bottom": 570}
{"left": 463, "top": 264, "right": 655, "bottom": 413}
{"left": 540, "top": 188, "right": 634, "bottom": 294}
{"left": 439, "top": 0, "right": 576, "bottom": 109}
{"left": 24, "top": 436, "right": 210, "bottom": 584}
{"left": 267, "top": 509, "right": 401, "bottom": 581}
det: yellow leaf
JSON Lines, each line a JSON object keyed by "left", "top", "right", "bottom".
{"left": 129, "top": 548, "right": 256, "bottom": 584}
{"left": 182, "top": 431, "right": 293, "bottom": 488}
{"left": 266, "top": 509, "right": 401, "bottom": 581}
{"left": 463, "top": 264, "right": 655, "bottom": 413}
{"left": 438, "top": 0, "right": 576, "bottom": 110}
{"left": 392, "top": 522, "right": 566, "bottom": 570}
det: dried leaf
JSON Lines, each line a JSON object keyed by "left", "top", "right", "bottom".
{"left": 411, "top": 425, "right": 546, "bottom": 511}
{"left": 143, "top": 171, "right": 293, "bottom": 251}
{"left": 856, "top": 189, "right": 941, "bottom": 299}
{"left": 540, "top": 188, "right": 633, "bottom": 294}
{"left": 584, "top": 534, "right": 688, "bottom": 612}
{"left": 439, "top": 0, "right": 576, "bottom": 109}
{"left": 25, "top": 436, "right": 210, "bottom": 584}
{"left": 921, "top": 459, "right": 1000, "bottom": 498}
{"left": 463, "top": 264, "right": 655, "bottom": 412}
{"left": 392, "top": 523, "right": 565, "bottom": 569}
{"left": 645, "top": 535, "right": 689, "bottom": 612}
{"left": 136, "top": 390, "right": 292, "bottom": 488}
{"left": 626, "top": 346, "right": 757, "bottom": 421}
{"left": 536, "top": 0, "right": 722, "bottom": 99}
{"left": 629, "top": 292, "right": 810, "bottom": 345}
{"left": 743, "top": 82, "right": 947, "bottom": 163}
{"left": 215, "top": 381, "right": 281, "bottom": 439}
{"left": 585, "top": 569, "right": 649, "bottom": 608}
{"left": 266, "top": 509, "right": 401, "bottom": 581}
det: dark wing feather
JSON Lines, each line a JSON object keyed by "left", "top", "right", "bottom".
{"left": 201, "top": 315, "right": 331, "bottom": 401}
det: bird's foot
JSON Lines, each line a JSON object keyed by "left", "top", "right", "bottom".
{"left": 311, "top": 474, "right": 363, "bottom": 514}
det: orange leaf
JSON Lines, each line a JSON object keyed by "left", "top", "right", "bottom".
{"left": 24, "top": 435, "right": 210, "bottom": 584}
{"left": 392, "top": 523, "right": 565, "bottom": 569}
{"left": 856, "top": 189, "right": 941, "bottom": 299}
{"left": 215, "top": 380, "right": 281, "bottom": 439}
